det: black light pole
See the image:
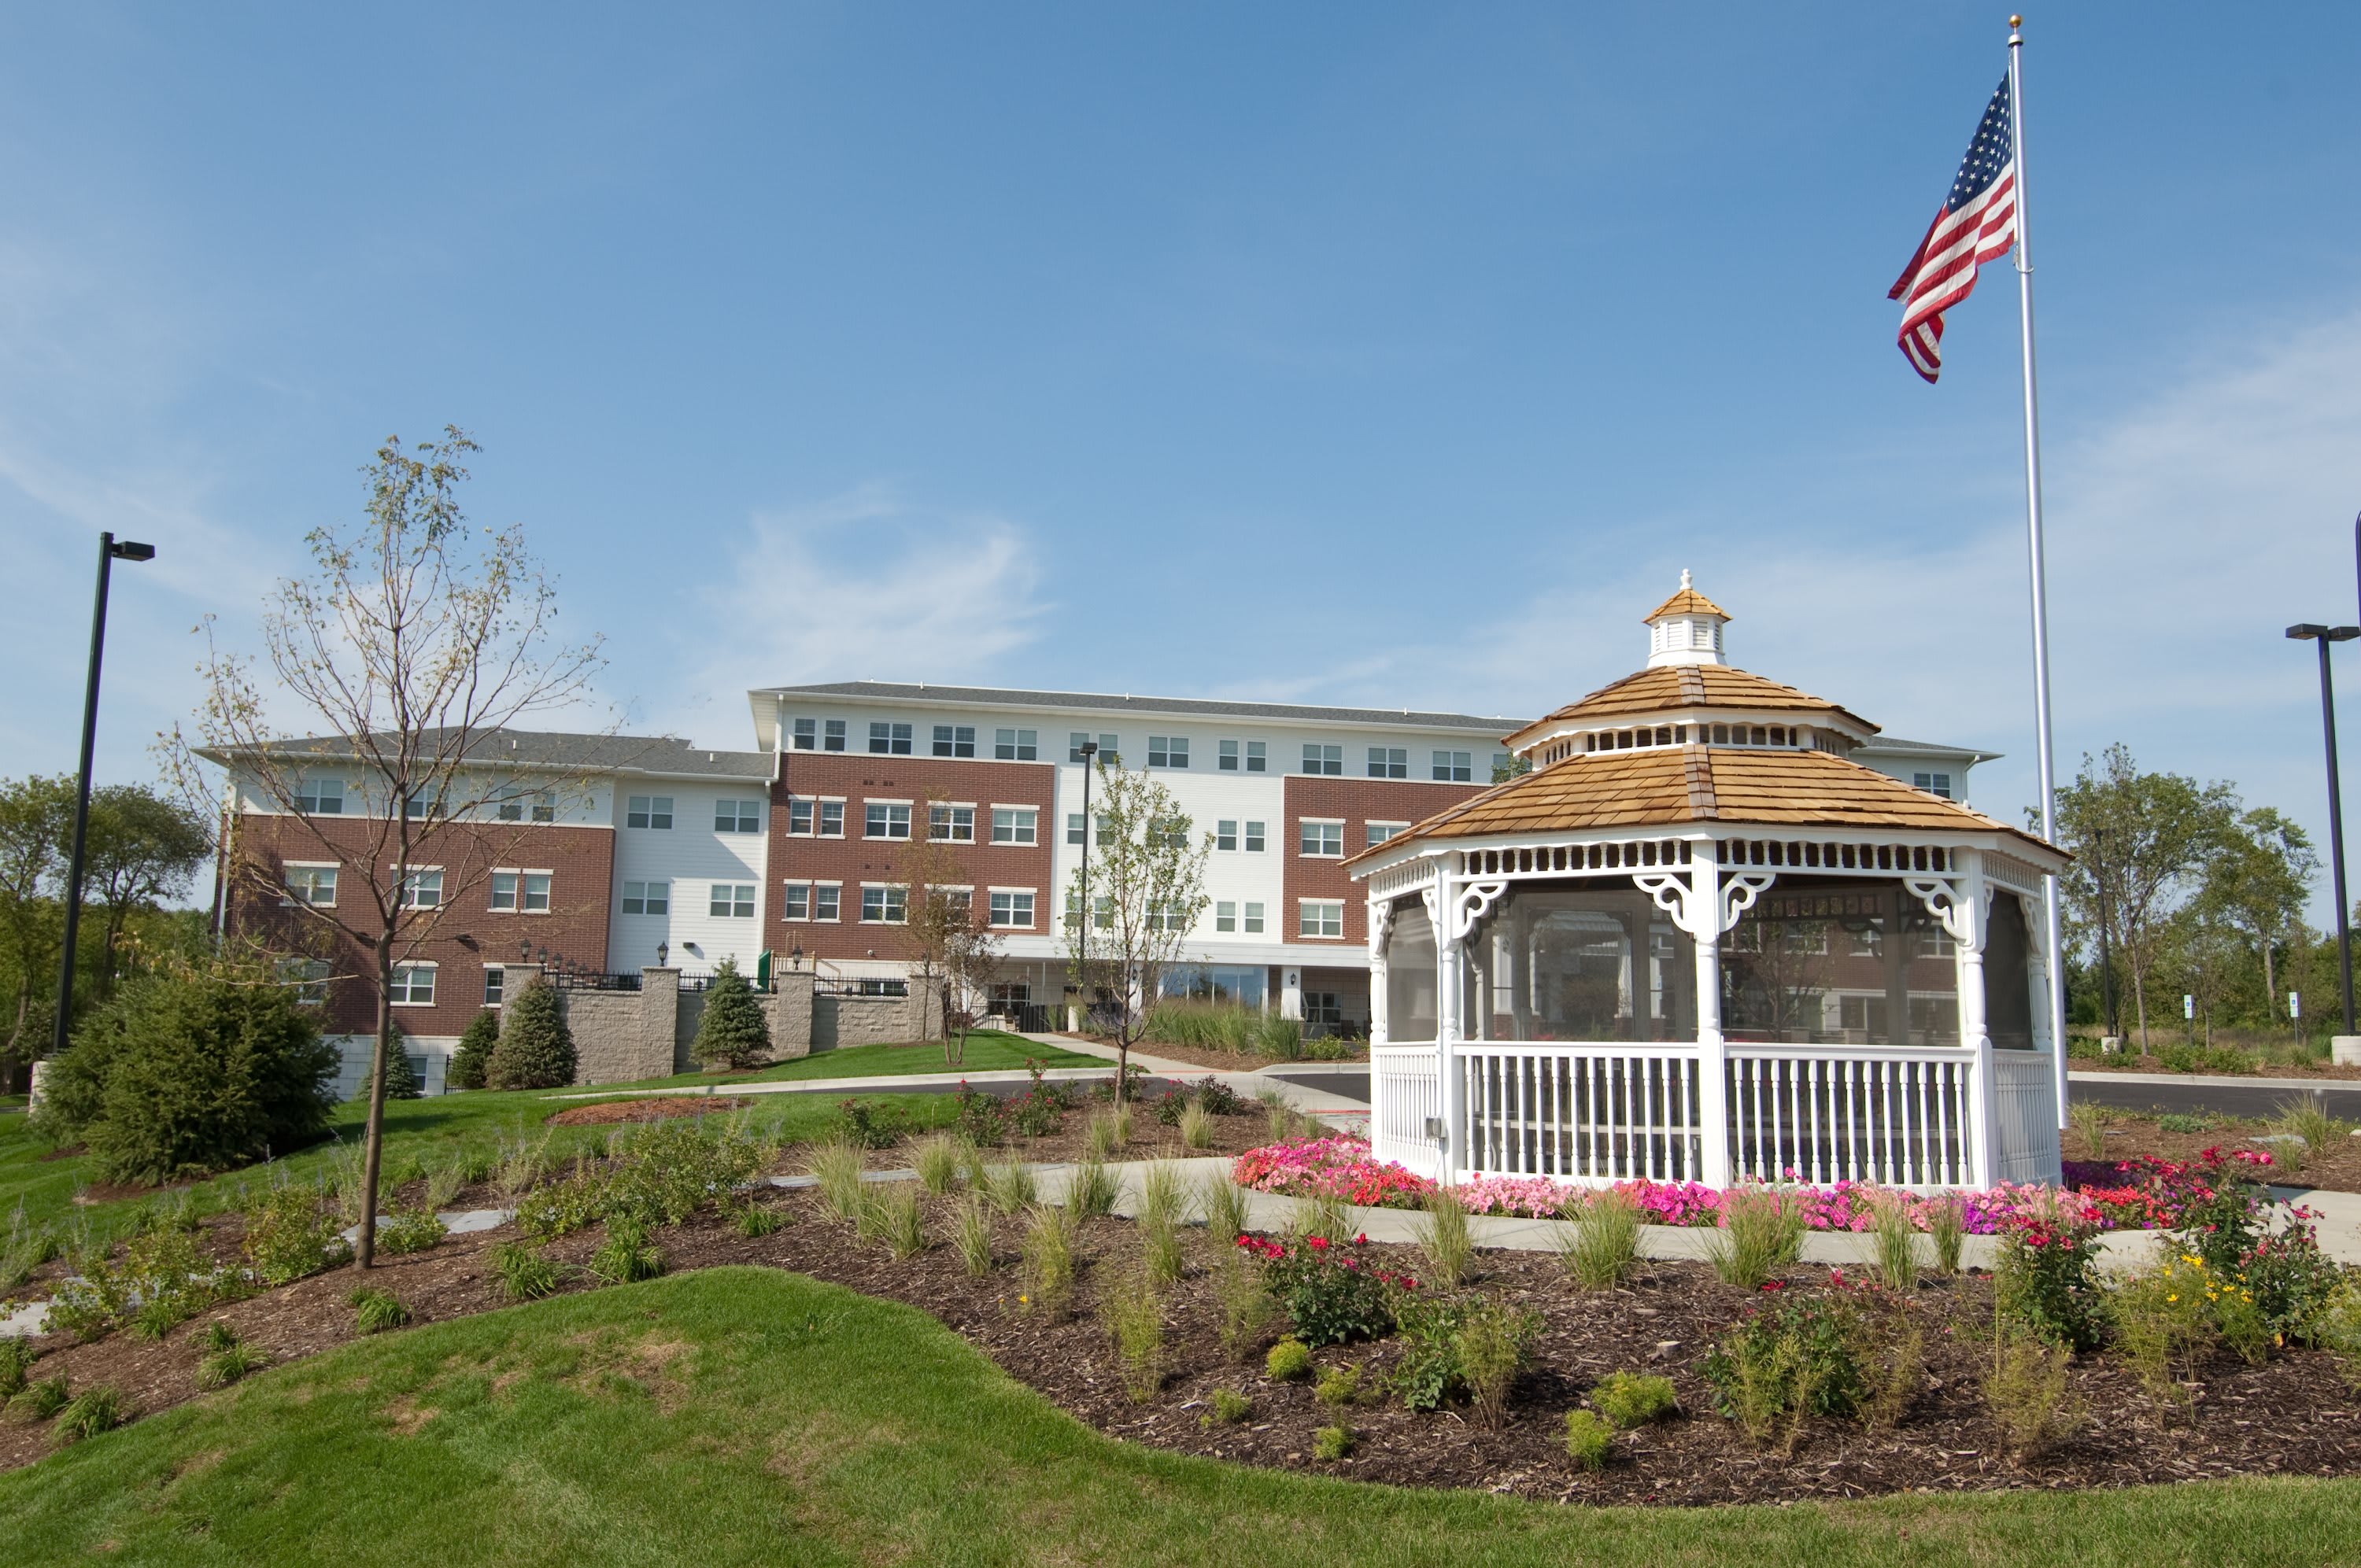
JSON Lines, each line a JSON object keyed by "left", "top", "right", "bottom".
{"left": 2289, "top": 622, "right": 2360, "bottom": 1035}
{"left": 52, "top": 532, "right": 157, "bottom": 1058}
{"left": 1077, "top": 740, "right": 1098, "bottom": 1028}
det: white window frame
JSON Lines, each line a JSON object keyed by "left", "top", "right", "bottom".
{"left": 1365, "top": 821, "right": 1408, "bottom": 848}
{"left": 1217, "top": 739, "right": 1240, "bottom": 771}
{"left": 995, "top": 727, "right": 1038, "bottom": 762}
{"left": 1246, "top": 740, "right": 1267, "bottom": 773}
{"left": 818, "top": 799, "right": 846, "bottom": 837}
{"left": 1299, "top": 819, "right": 1344, "bottom": 858}
{"left": 870, "top": 721, "right": 914, "bottom": 755}
{"left": 1299, "top": 898, "right": 1345, "bottom": 939}
{"left": 1215, "top": 820, "right": 1238, "bottom": 851}
{"left": 280, "top": 957, "right": 331, "bottom": 1005}
{"left": 933, "top": 724, "right": 977, "bottom": 758}
{"left": 1432, "top": 750, "right": 1473, "bottom": 783}
{"left": 1244, "top": 821, "right": 1266, "bottom": 853}
{"left": 715, "top": 798, "right": 763, "bottom": 835}
{"left": 626, "top": 795, "right": 674, "bottom": 830}
{"left": 860, "top": 883, "right": 908, "bottom": 924}
{"left": 1214, "top": 900, "right": 1236, "bottom": 932}
{"left": 282, "top": 861, "right": 339, "bottom": 908}
{"left": 1367, "top": 746, "right": 1407, "bottom": 779}
{"left": 991, "top": 806, "right": 1038, "bottom": 846}
{"left": 823, "top": 718, "right": 848, "bottom": 752}
{"left": 483, "top": 965, "right": 505, "bottom": 1007}
{"left": 792, "top": 717, "right": 818, "bottom": 751}
{"left": 1302, "top": 743, "right": 1342, "bottom": 777}
{"left": 389, "top": 961, "right": 438, "bottom": 1005}
{"left": 621, "top": 880, "right": 670, "bottom": 916}
{"left": 865, "top": 801, "right": 913, "bottom": 840}
{"left": 709, "top": 883, "right": 756, "bottom": 918}
{"left": 1243, "top": 901, "right": 1265, "bottom": 935}
{"left": 489, "top": 869, "right": 554, "bottom": 913}
{"left": 781, "top": 882, "right": 811, "bottom": 921}
{"left": 812, "top": 882, "right": 842, "bottom": 921}
{"left": 1147, "top": 736, "right": 1188, "bottom": 769}
{"left": 396, "top": 865, "right": 444, "bottom": 909}
{"left": 931, "top": 802, "right": 977, "bottom": 843}
{"left": 1066, "top": 812, "right": 1088, "bottom": 846}
{"left": 987, "top": 887, "right": 1036, "bottom": 928}
{"left": 294, "top": 777, "right": 345, "bottom": 815}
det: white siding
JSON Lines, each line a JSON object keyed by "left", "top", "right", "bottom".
{"left": 605, "top": 783, "right": 770, "bottom": 972}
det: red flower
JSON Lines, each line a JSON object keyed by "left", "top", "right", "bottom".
{"left": 1760, "top": 1280, "right": 1786, "bottom": 1293}
{"left": 1306, "top": 1235, "right": 1330, "bottom": 1250}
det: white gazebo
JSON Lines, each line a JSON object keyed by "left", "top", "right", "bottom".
{"left": 1350, "top": 576, "right": 2067, "bottom": 1194}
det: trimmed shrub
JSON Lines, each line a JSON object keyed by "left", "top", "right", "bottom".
{"left": 691, "top": 959, "right": 772, "bottom": 1070}
{"left": 1591, "top": 1371, "right": 1679, "bottom": 1430}
{"left": 1265, "top": 1336, "right": 1313, "bottom": 1382}
{"left": 1204, "top": 1387, "right": 1252, "bottom": 1425}
{"left": 487, "top": 977, "right": 576, "bottom": 1090}
{"left": 55, "top": 959, "right": 338, "bottom": 1185}
{"left": 1312, "top": 1423, "right": 1353, "bottom": 1460}
{"left": 1564, "top": 1408, "right": 1614, "bottom": 1470}
{"left": 446, "top": 1009, "right": 499, "bottom": 1091}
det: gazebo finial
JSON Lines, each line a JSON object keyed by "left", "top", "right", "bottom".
{"left": 1679, "top": 567, "right": 1692, "bottom": 591}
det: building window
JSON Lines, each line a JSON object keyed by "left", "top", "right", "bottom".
{"left": 1367, "top": 747, "right": 1407, "bottom": 779}
{"left": 1215, "top": 820, "right": 1237, "bottom": 851}
{"left": 490, "top": 871, "right": 551, "bottom": 913}
{"left": 1299, "top": 821, "right": 1343, "bottom": 858}
{"left": 621, "top": 880, "right": 669, "bottom": 916}
{"left": 1148, "top": 815, "right": 1190, "bottom": 850}
{"left": 1244, "top": 821, "right": 1266, "bottom": 853}
{"left": 401, "top": 788, "right": 443, "bottom": 820}
{"left": 1214, "top": 900, "right": 1236, "bottom": 932}
{"left": 498, "top": 789, "right": 556, "bottom": 823}
{"left": 1493, "top": 753, "right": 1517, "bottom": 780}
{"left": 992, "top": 806, "right": 1038, "bottom": 845}
{"left": 1300, "top": 899, "right": 1344, "bottom": 939}
{"left": 1432, "top": 750, "right": 1472, "bottom": 783}
{"left": 1147, "top": 900, "right": 1191, "bottom": 932}
{"left": 995, "top": 727, "right": 1038, "bottom": 761}
{"left": 1304, "top": 991, "right": 1344, "bottom": 1032}
{"left": 483, "top": 965, "right": 504, "bottom": 1007}
{"left": 1302, "top": 743, "right": 1341, "bottom": 776}
{"left": 294, "top": 777, "right": 344, "bottom": 815}
{"left": 280, "top": 957, "right": 330, "bottom": 1005}
{"left": 1218, "top": 739, "right": 1240, "bottom": 771}
{"left": 870, "top": 721, "right": 913, "bottom": 755}
{"left": 710, "top": 884, "right": 756, "bottom": 918}
{"left": 283, "top": 864, "right": 338, "bottom": 907}
{"left": 930, "top": 802, "right": 976, "bottom": 842}
{"left": 1066, "top": 813, "right": 1087, "bottom": 846}
{"left": 1366, "top": 821, "right": 1406, "bottom": 847}
{"left": 1243, "top": 902, "right": 1265, "bottom": 934}
{"left": 813, "top": 884, "right": 841, "bottom": 921}
{"left": 1245, "top": 740, "right": 1266, "bottom": 773}
{"left": 389, "top": 962, "right": 437, "bottom": 1005}
{"left": 397, "top": 868, "right": 442, "bottom": 909}
{"left": 1914, "top": 771, "right": 1954, "bottom": 799}
{"left": 626, "top": 795, "right": 674, "bottom": 829}
{"left": 819, "top": 800, "right": 845, "bottom": 837}
{"left": 1070, "top": 731, "right": 1118, "bottom": 763}
{"left": 789, "top": 799, "right": 815, "bottom": 835}
{"left": 823, "top": 718, "right": 847, "bottom": 752}
{"left": 715, "top": 799, "right": 763, "bottom": 834}
{"left": 938, "top": 886, "right": 974, "bottom": 917}
{"left": 781, "top": 883, "right": 810, "bottom": 921}
{"left": 1147, "top": 736, "right": 1188, "bottom": 769}
{"left": 793, "top": 717, "right": 817, "bottom": 751}
{"left": 1065, "top": 891, "right": 1114, "bottom": 931}
{"left": 861, "top": 885, "right": 907, "bottom": 924}
{"left": 865, "top": 802, "right": 912, "bottom": 839}
{"left": 988, "top": 890, "right": 1036, "bottom": 928}
{"left": 933, "top": 724, "right": 977, "bottom": 758}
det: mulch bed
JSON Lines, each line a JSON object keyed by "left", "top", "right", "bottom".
{"left": 12, "top": 1184, "right": 2361, "bottom": 1501}
{"left": 848, "top": 1105, "right": 1274, "bottom": 1171}
{"left": 1060, "top": 1037, "right": 1369, "bottom": 1074}
{"left": 2078, "top": 1115, "right": 2361, "bottom": 1196}
{"left": 546, "top": 1097, "right": 757, "bottom": 1127}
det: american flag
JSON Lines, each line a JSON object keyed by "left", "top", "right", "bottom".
{"left": 1888, "top": 76, "right": 2018, "bottom": 383}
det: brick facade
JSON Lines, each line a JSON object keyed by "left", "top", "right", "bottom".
{"left": 1282, "top": 777, "right": 1485, "bottom": 948}
{"left": 224, "top": 814, "right": 615, "bottom": 1039}
{"left": 768, "top": 753, "right": 1057, "bottom": 962}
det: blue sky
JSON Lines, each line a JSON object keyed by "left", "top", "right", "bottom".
{"left": 4, "top": 4, "right": 2359, "bottom": 913}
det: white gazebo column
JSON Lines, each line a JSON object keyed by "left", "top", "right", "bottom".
{"left": 1435, "top": 867, "right": 1466, "bottom": 1183}
{"left": 1689, "top": 839, "right": 1731, "bottom": 1189}
{"left": 1953, "top": 850, "right": 1997, "bottom": 1190}
{"left": 1366, "top": 898, "right": 1393, "bottom": 1047}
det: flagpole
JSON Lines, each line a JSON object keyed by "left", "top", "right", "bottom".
{"left": 2007, "top": 15, "right": 2070, "bottom": 1134}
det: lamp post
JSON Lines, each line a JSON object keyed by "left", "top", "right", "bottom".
{"left": 2288, "top": 622, "right": 2360, "bottom": 1035}
{"left": 51, "top": 532, "right": 157, "bottom": 1058}
{"left": 1077, "top": 740, "right": 1097, "bottom": 1029}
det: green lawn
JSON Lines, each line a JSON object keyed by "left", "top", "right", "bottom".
{"left": 653, "top": 1031, "right": 1101, "bottom": 1086}
{"left": 0, "top": 1084, "right": 958, "bottom": 1243}
{"left": 1, "top": 1266, "right": 2352, "bottom": 1566}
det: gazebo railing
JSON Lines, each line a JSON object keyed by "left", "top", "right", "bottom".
{"left": 1372, "top": 1039, "right": 2031, "bottom": 1194}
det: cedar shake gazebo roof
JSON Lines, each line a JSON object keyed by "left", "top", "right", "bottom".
{"left": 1641, "top": 581, "right": 1732, "bottom": 622}
{"left": 1499, "top": 663, "right": 1876, "bottom": 747}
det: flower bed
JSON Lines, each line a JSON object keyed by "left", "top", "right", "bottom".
{"left": 1232, "top": 1136, "right": 2276, "bottom": 1234}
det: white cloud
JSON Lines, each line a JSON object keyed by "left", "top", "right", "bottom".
{"left": 650, "top": 485, "right": 1055, "bottom": 735}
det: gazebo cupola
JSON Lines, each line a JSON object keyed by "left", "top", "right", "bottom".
{"left": 1644, "top": 570, "right": 1731, "bottom": 667}
{"left": 1349, "top": 576, "right": 2070, "bottom": 1197}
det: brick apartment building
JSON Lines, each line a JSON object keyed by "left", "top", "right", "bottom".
{"left": 212, "top": 672, "right": 1991, "bottom": 1094}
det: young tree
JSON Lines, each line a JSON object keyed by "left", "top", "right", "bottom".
{"left": 2049, "top": 744, "right": 2237, "bottom": 1050}
{"left": 171, "top": 430, "right": 604, "bottom": 1267}
{"left": 894, "top": 792, "right": 969, "bottom": 1046}
{"left": 2203, "top": 806, "right": 2317, "bottom": 1027}
{"left": 487, "top": 975, "right": 577, "bottom": 1090}
{"left": 1061, "top": 760, "right": 1212, "bottom": 1101}
{"left": 691, "top": 957, "right": 772, "bottom": 1070}
{"left": 446, "top": 1009, "right": 500, "bottom": 1090}
{"left": 939, "top": 909, "right": 1005, "bottom": 1069}
{"left": 382, "top": 1020, "right": 423, "bottom": 1101}
{"left": 78, "top": 785, "right": 212, "bottom": 1000}
{"left": 0, "top": 775, "right": 73, "bottom": 1093}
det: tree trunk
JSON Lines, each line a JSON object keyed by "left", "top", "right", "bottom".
{"left": 2262, "top": 938, "right": 2278, "bottom": 1029}
{"left": 356, "top": 938, "right": 395, "bottom": 1270}
{"left": 2130, "top": 954, "right": 2150, "bottom": 1051}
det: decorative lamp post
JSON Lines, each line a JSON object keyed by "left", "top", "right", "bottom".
{"left": 1078, "top": 740, "right": 1097, "bottom": 1028}
{"left": 2287, "top": 622, "right": 2360, "bottom": 1034}
{"left": 53, "top": 533, "right": 157, "bottom": 1058}
{"left": 656, "top": 940, "right": 668, "bottom": 968}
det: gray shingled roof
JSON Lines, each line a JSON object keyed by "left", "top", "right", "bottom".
{"left": 200, "top": 729, "right": 774, "bottom": 780}
{"left": 751, "top": 680, "right": 1525, "bottom": 734}
{"left": 1853, "top": 735, "right": 2003, "bottom": 763}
